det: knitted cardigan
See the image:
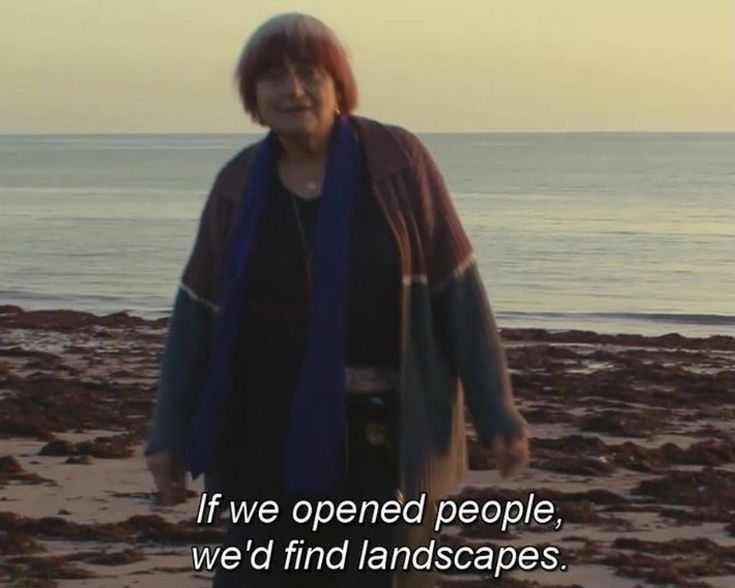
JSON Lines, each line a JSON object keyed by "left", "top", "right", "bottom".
{"left": 146, "top": 115, "right": 528, "bottom": 588}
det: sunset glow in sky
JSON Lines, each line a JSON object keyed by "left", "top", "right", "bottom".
{"left": 1, "top": 0, "right": 732, "bottom": 133}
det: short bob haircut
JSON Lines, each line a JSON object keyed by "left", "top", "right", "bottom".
{"left": 234, "top": 13, "right": 358, "bottom": 124}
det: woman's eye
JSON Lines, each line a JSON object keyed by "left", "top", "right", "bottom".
{"left": 258, "top": 64, "right": 323, "bottom": 84}
{"left": 261, "top": 67, "right": 285, "bottom": 81}
{"left": 298, "top": 66, "right": 320, "bottom": 81}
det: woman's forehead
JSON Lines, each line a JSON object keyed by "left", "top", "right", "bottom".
{"left": 260, "top": 54, "right": 319, "bottom": 69}
{"left": 251, "top": 32, "right": 331, "bottom": 70}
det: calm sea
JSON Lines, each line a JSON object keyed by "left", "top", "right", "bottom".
{"left": 1, "top": 132, "right": 733, "bottom": 337}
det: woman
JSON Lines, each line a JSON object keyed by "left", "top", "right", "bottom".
{"left": 145, "top": 12, "right": 529, "bottom": 588}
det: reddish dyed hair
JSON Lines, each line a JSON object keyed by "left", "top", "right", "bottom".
{"left": 234, "top": 13, "right": 358, "bottom": 124}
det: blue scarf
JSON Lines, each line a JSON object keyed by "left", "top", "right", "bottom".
{"left": 185, "top": 115, "right": 359, "bottom": 497}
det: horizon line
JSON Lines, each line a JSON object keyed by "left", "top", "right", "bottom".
{"left": 1, "top": 129, "right": 734, "bottom": 136}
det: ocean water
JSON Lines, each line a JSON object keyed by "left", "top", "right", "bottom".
{"left": 1, "top": 132, "right": 733, "bottom": 337}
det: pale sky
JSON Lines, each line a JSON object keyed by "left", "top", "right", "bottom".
{"left": 1, "top": 0, "right": 733, "bottom": 133}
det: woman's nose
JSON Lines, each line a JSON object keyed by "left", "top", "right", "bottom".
{"left": 283, "top": 69, "right": 306, "bottom": 96}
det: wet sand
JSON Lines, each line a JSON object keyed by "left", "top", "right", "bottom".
{"left": 1, "top": 305, "right": 733, "bottom": 587}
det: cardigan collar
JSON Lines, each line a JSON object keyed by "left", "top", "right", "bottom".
{"left": 218, "top": 115, "right": 412, "bottom": 204}
{"left": 350, "top": 115, "right": 412, "bottom": 181}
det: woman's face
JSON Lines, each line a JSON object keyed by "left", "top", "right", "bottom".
{"left": 254, "top": 57, "right": 339, "bottom": 142}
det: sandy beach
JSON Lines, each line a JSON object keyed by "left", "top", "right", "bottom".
{"left": 1, "top": 304, "right": 733, "bottom": 588}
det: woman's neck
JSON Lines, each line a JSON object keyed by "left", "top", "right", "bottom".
{"left": 277, "top": 135, "right": 329, "bottom": 200}
{"left": 277, "top": 131, "right": 329, "bottom": 167}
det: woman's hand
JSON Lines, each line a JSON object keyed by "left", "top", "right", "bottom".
{"left": 491, "top": 431, "right": 530, "bottom": 477}
{"left": 146, "top": 451, "right": 187, "bottom": 505}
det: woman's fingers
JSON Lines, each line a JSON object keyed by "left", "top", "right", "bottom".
{"left": 147, "top": 453, "right": 173, "bottom": 504}
{"left": 170, "top": 460, "right": 188, "bottom": 503}
{"left": 491, "top": 432, "right": 530, "bottom": 478}
{"left": 146, "top": 451, "right": 187, "bottom": 505}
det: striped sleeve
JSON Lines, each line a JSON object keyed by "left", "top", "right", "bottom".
{"left": 401, "top": 132, "right": 474, "bottom": 289}
{"left": 145, "top": 182, "right": 227, "bottom": 457}
{"left": 411, "top": 141, "right": 528, "bottom": 445}
{"left": 431, "top": 262, "right": 528, "bottom": 444}
{"left": 144, "top": 285, "right": 215, "bottom": 456}
{"left": 180, "top": 175, "right": 231, "bottom": 312}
